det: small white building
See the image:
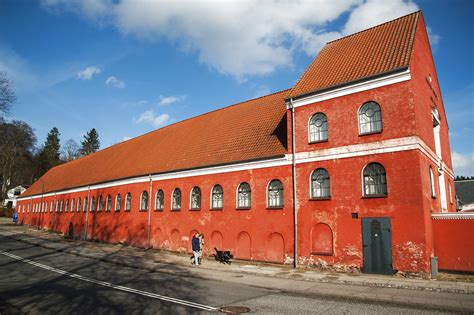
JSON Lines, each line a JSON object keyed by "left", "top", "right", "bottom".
{"left": 3, "top": 186, "right": 26, "bottom": 209}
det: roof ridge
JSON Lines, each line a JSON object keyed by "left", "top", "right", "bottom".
{"left": 326, "top": 10, "right": 420, "bottom": 45}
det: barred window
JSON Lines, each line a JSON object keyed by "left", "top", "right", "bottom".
{"left": 140, "top": 191, "right": 149, "bottom": 211}
{"left": 115, "top": 194, "right": 121, "bottom": 211}
{"left": 309, "top": 113, "right": 328, "bottom": 143}
{"left": 268, "top": 179, "right": 284, "bottom": 208}
{"left": 97, "top": 195, "right": 103, "bottom": 212}
{"left": 91, "top": 196, "right": 96, "bottom": 212}
{"left": 237, "top": 183, "right": 251, "bottom": 209}
{"left": 190, "top": 187, "right": 201, "bottom": 210}
{"left": 311, "top": 168, "right": 330, "bottom": 199}
{"left": 172, "top": 189, "right": 181, "bottom": 210}
{"left": 363, "top": 163, "right": 387, "bottom": 196}
{"left": 77, "top": 198, "right": 81, "bottom": 213}
{"left": 359, "top": 102, "right": 382, "bottom": 134}
{"left": 211, "top": 185, "right": 223, "bottom": 209}
{"left": 106, "top": 195, "right": 112, "bottom": 212}
{"left": 83, "top": 197, "right": 88, "bottom": 212}
{"left": 125, "top": 193, "right": 132, "bottom": 211}
{"left": 155, "top": 190, "right": 164, "bottom": 211}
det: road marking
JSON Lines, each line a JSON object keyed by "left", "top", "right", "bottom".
{"left": 0, "top": 250, "right": 216, "bottom": 312}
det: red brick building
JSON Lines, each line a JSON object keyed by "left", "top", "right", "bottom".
{"left": 16, "top": 12, "right": 458, "bottom": 275}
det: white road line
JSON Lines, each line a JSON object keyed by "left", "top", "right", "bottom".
{"left": 0, "top": 250, "right": 216, "bottom": 312}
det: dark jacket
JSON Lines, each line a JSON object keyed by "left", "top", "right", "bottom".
{"left": 192, "top": 236, "right": 200, "bottom": 251}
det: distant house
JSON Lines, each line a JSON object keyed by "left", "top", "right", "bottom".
{"left": 455, "top": 180, "right": 474, "bottom": 212}
{"left": 3, "top": 186, "right": 27, "bottom": 209}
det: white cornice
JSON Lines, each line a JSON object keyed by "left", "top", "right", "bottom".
{"left": 289, "top": 70, "right": 411, "bottom": 108}
{"left": 432, "top": 213, "right": 474, "bottom": 220}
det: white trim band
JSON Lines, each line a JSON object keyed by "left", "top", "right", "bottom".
{"left": 432, "top": 213, "right": 474, "bottom": 220}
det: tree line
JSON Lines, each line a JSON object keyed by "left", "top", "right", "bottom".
{"left": 0, "top": 71, "right": 100, "bottom": 201}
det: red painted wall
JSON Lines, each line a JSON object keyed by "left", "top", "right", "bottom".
{"left": 432, "top": 218, "right": 474, "bottom": 272}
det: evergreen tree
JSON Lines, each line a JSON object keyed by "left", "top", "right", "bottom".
{"left": 37, "top": 127, "right": 61, "bottom": 176}
{"left": 80, "top": 128, "right": 100, "bottom": 156}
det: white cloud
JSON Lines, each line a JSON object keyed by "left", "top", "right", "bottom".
{"left": 105, "top": 76, "right": 125, "bottom": 88}
{"left": 427, "top": 26, "right": 441, "bottom": 47}
{"left": 343, "top": 0, "right": 418, "bottom": 35}
{"left": 452, "top": 152, "right": 474, "bottom": 176}
{"left": 159, "top": 95, "right": 186, "bottom": 106}
{"left": 135, "top": 110, "right": 170, "bottom": 128}
{"left": 41, "top": 0, "right": 426, "bottom": 79}
{"left": 122, "top": 136, "right": 131, "bottom": 142}
{"left": 76, "top": 66, "right": 102, "bottom": 80}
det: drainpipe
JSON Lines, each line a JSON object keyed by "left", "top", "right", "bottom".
{"left": 289, "top": 98, "right": 298, "bottom": 268}
{"left": 84, "top": 186, "right": 90, "bottom": 240}
{"left": 147, "top": 174, "right": 152, "bottom": 248}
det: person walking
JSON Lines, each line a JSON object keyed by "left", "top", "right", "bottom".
{"left": 198, "top": 233, "right": 205, "bottom": 264}
{"left": 192, "top": 233, "right": 200, "bottom": 266}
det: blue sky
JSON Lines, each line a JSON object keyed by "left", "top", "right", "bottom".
{"left": 0, "top": 0, "right": 473, "bottom": 175}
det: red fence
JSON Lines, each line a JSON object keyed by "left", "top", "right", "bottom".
{"left": 432, "top": 213, "right": 474, "bottom": 272}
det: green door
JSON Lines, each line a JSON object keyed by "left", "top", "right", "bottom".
{"left": 362, "top": 218, "right": 393, "bottom": 274}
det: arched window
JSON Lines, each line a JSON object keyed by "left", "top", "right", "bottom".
{"left": 309, "top": 113, "right": 328, "bottom": 143}
{"left": 211, "top": 185, "right": 223, "bottom": 209}
{"left": 190, "top": 187, "right": 201, "bottom": 210}
{"left": 55, "top": 201, "right": 59, "bottom": 212}
{"left": 77, "top": 198, "right": 81, "bottom": 213}
{"left": 97, "top": 195, "right": 103, "bottom": 212}
{"left": 268, "top": 179, "right": 284, "bottom": 208}
{"left": 50, "top": 201, "right": 53, "bottom": 213}
{"left": 429, "top": 166, "right": 436, "bottom": 198}
{"left": 359, "top": 101, "right": 382, "bottom": 134}
{"left": 106, "top": 195, "right": 112, "bottom": 211}
{"left": 363, "top": 163, "right": 387, "bottom": 196}
{"left": 237, "top": 182, "right": 251, "bottom": 209}
{"left": 71, "top": 199, "right": 75, "bottom": 213}
{"left": 83, "top": 197, "right": 88, "bottom": 212}
{"left": 91, "top": 196, "right": 96, "bottom": 212}
{"left": 448, "top": 180, "right": 453, "bottom": 204}
{"left": 311, "top": 168, "right": 330, "bottom": 199}
{"left": 65, "top": 199, "right": 69, "bottom": 212}
{"left": 125, "top": 193, "right": 132, "bottom": 211}
{"left": 115, "top": 194, "right": 121, "bottom": 211}
{"left": 155, "top": 190, "right": 164, "bottom": 211}
{"left": 140, "top": 191, "right": 149, "bottom": 211}
{"left": 60, "top": 200, "right": 64, "bottom": 212}
{"left": 172, "top": 189, "right": 181, "bottom": 210}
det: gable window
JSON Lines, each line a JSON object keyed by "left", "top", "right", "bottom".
{"left": 311, "top": 168, "right": 330, "bottom": 199}
{"left": 140, "top": 191, "right": 149, "bottom": 211}
{"left": 91, "top": 196, "right": 96, "bottom": 212}
{"left": 429, "top": 166, "right": 436, "bottom": 198}
{"left": 363, "top": 163, "right": 387, "bottom": 197}
{"left": 268, "top": 179, "right": 284, "bottom": 208}
{"left": 211, "top": 185, "right": 223, "bottom": 209}
{"left": 155, "top": 190, "right": 164, "bottom": 211}
{"left": 77, "top": 198, "right": 81, "bottom": 213}
{"left": 172, "top": 189, "right": 181, "bottom": 210}
{"left": 115, "top": 194, "right": 121, "bottom": 211}
{"left": 309, "top": 113, "right": 328, "bottom": 143}
{"left": 97, "top": 196, "right": 103, "bottom": 212}
{"left": 359, "top": 102, "right": 382, "bottom": 135}
{"left": 237, "top": 182, "right": 251, "bottom": 209}
{"left": 83, "top": 197, "right": 88, "bottom": 212}
{"left": 190, "top": 187, "right": 201, "bottom": 210}
{"left": 106, "top": 195, "right": 112, "bottom": 212}
{"left": 125, "top": 193, "right": 132, "bottom": 211}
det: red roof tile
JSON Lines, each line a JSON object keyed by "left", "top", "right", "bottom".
{"left": 290, "top": 11, "right": 419, "bottom": 99}
{"left": 23, "top": 89, "right": 290, "bottom": 196}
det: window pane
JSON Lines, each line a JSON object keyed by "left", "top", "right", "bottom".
{"left": 212, "top": 185, "right": 223, "bottom": 208}
{"left": 309, "top": 113, "right": 328, "bottom": 142}
{"left": 363, "top": 163, "right": 387, "bottom": 196}
{"left": 359, "top": 102, "right": 382, "bottom": 134}
{"left": 237, "top": 183, "right": 251, "bottom": 208}
{"left": 311, "top": 169, "right": 330, "bottom": 198}
{"left": 191, "top": 187, "right": 201, "bottom": 209}
{"left": 268, "top": 180, "right": 284, "bottom": 207}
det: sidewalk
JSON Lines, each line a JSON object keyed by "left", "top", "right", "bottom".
{"left": 1, "top": 220, "right": 473, "bottom": 312}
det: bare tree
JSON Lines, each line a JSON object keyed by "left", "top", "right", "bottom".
{"left": 0, "top": 72, "right": 16, "bottom": 116}
{"left": 62, "top": 139, "right": 80, "bottom": 162}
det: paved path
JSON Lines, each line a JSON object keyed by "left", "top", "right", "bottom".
{"left": 0, "top": 222, "right": 473, "bottom": 313}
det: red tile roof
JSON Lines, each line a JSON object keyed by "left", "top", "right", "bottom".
{"left": 289, "top": 11, "right": 420, "bottom": 99}
{"left": 23, "top": 90, "right": 290, "bottom": 196}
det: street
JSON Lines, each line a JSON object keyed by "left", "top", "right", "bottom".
{"left": 0, "top": 229, "right": 460, "bottom": 314}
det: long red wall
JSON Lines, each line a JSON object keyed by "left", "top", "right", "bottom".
{"left": 432, "top": 217, "right": 474, "bottom": 272}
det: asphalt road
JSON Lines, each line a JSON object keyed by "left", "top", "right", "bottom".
{"left": 0, "top": 234, "right": 456, "bottom": 314}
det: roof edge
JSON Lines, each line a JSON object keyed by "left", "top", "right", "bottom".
{"left": 287, "top": 66, "right": 409, "bottom": 101}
